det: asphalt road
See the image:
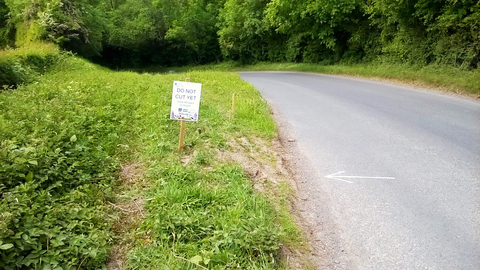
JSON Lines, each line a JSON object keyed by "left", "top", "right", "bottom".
{"left": 240, "top": 72, "right": 480, "bottom": 270}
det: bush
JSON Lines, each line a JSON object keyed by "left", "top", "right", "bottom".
{"left": 0, "top": 43, "right": 59, "bottom": 89}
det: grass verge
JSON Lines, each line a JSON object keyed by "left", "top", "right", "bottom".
{"left": 1, "top": 50, "right": 306, "bottom": 269}
{"left": 144, "top": 61, "right": 480, "bottom": 97}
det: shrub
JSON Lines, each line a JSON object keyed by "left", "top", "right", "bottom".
{"left": 0, "top": 42, "right": 59, "bottom": 89}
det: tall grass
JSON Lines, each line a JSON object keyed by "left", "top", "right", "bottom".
{"left": 1, "top": 50, "right": 296, "bottom": 269}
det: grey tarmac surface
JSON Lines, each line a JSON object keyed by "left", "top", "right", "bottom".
{"left": 240, "top": 72, "right": 480, "bottom": 270}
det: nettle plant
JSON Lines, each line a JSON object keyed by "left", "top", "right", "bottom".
{"left": 0, "top": 122, "right": 117, "bottom": 268}
{"left": 0, "top": 56, "right": 134, "bottom": 269}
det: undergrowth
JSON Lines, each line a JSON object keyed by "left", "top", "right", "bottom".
{"left": 0, "top": 42, "right": 60, "bottom": 89}
{"left": 0, "top": 54, "right": 136, "bottom": 269}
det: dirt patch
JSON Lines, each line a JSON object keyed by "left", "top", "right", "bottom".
{"left": 279, "top": 246, "right": 316, "bottom": 270}
{"left": 216, "top": 137, "right": 287, "bottom": 193}
{"left": 107, "top": 163, "right": 148, "bottom": 270}
{"left": 119, "top": 163, "right": 145, "bottom": 185}
{"left": 181, "top": 152, "right": 194, "bottom": 165}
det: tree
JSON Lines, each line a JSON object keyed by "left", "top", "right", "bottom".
{"left": 425, "top": 0, "right": 480, "bottom": 67}
{"left": 367, "top": 0, "right": 479, "bottom": 67}
{"left": 0, "top": 0, "right": 15, "bottom": 48}
{"left": 155, "top": 0, "right": 225, "bottom": 64}
{"left": 217, "top": 0, "right": 273, "bottom": 62}
{"left": 265, "top": 0, "right": 361, "bottom": 62}
{"left": 4, "top": 0, "right": 107, "bottom": 57}
{"left": 51, "top": 0, "right": 107, "bottom": 57}
{"left": 107, "top": 0, "right": 164, "bottom": 49}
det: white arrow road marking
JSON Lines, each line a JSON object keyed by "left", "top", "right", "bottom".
{"left": 325, "top": 171, "right": 395, "bottom": 184}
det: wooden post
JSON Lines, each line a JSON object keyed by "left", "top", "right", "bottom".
{"left": 178, "top": 78, "right": 190, "bottom": 154}
{"left": 232, "top": 93, "right": 236, "bottom": 117}
{"left": 178, "top": 120, "right": 186, "bottom": 154}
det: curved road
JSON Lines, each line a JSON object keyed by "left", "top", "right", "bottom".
{"left": 240, "top": 72, "right": 480, "bottom": 269}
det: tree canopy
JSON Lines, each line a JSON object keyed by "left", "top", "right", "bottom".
{"left": 1, "top": 0, "right": 478, "bottom": 68}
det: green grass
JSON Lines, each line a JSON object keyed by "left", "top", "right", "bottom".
{"left": 1, "top": 50, "right": 302, "bottom": 269}
{"left": 146, "top": 61, "right": 480, "bottom": 97}
{"left": 129, "top": 164, "right": 281, "bottom": 269}
{"left": 246, "top": 62, "right": 480, "bottom": 96}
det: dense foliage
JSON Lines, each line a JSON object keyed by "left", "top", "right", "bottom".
{"left": 0, "top": 52, "right": 124, "bottom": 269}
{"left": 0, "top": 0, "right": 15, "bottom": 48}
{"left": 0, "top": 42, "right": 58, "bottom": 88}
{"left": 0, "top": 0, "right": 478, "bottom": 68}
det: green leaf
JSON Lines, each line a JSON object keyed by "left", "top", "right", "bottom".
{"left": 89, "top": 249, "right": 98, "bottom": 258}
{"left": 25, "top": 171, "right": 34, "bottom": 182}
{"left": 0, "top": 243, "right": 14, "bottom": 250}
{"left": 28, "top": 160, "right": 38, "bottom": 165}
{"left": 15, "top": 157, "right": 27, "bottom": 164}
{"left": 70, "top": 135, "right": 77, "bottom": 142}
{"left": 189, "top": 255, "right": 203, "bottom": 264}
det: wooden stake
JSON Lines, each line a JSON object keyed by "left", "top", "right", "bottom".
{"left": 178, "top": 120, "right": 186, "bottom": 154}
{"left": 232, "top": 93, "right": 236, "bottom": 116}
{"left": 178, "top": 78, "right": 190, "bottom": 154}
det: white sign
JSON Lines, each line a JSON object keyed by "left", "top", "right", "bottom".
{"left": 170, "top": 81, "right": 202, "bottom": 122}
